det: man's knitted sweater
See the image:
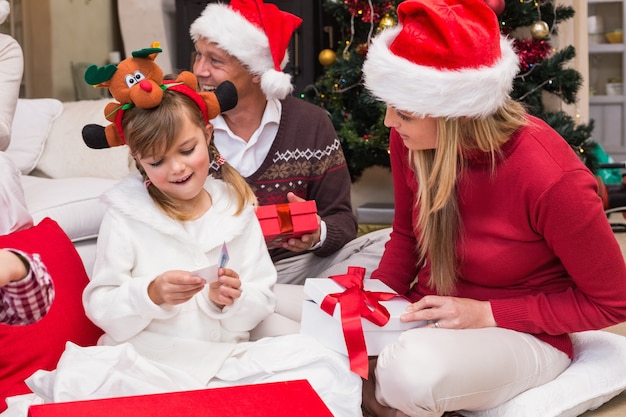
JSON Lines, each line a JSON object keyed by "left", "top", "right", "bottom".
{"left": 246, "top": 96, "right": 357, "bottom": 261}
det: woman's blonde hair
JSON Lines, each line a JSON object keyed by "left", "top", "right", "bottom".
{"left": 122, "top": 89, "right": 256, "bottom": 221}
{"left": 409, "top": 98, "right": 528, "bottom": 295}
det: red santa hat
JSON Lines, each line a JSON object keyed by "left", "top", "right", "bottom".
{"left": 363, "top": 0, "right": 519, "bottom": 118}
{"left": 189, "top": 0, "right": 302, "bottom": 100}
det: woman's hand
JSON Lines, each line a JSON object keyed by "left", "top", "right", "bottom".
{"left": 209, "top": 268, "right": 242, "bottom": 308}
{"left": 400, "top": 295, "right": 497, "bottom": 329}
{"left": 148, "top": 270, "right": 206, "bottom": 306}
{"left": 282, "top": 192, "right": 321, "bottom": 252}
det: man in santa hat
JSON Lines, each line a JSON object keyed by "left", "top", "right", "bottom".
{"left": 190, "top": 0, "right": 390, "bottom": 292}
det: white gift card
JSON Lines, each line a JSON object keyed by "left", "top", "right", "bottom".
{"left": 190, "top": 243, "right": 229, "bottom": 283}
{"left": 190, "top": 264, "right": 218, "bottom": 283}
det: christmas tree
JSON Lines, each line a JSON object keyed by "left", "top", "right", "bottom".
{"left": 302, "top": 0, "right": 598, "bottom": 182}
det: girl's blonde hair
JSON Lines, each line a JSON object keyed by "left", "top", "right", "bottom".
{"left": 122, "top": 89, "right": 256, "bottom": 221}
{"left": 409, "top": 98, "right": 528, "bottom": 295}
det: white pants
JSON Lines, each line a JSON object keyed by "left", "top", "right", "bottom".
{"left": 249, "top": 283, "right": 305, "bottom": 339}
{"left": 374, "top": 327, "right": 571, "bottom": 417}
{"left": 274, "top": 227, "right": 391, "bottom": 285}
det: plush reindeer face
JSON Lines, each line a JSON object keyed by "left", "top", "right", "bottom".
{"left": 81, "top": 42, "right": 239, "bottom": 150}
{"left": 84, "top": 43, "right": 166, "bottom": 110}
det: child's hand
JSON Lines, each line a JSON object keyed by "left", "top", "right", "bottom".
{"left": 148, "top": 270, "right": 206, "bottom": 306}
{"left": 0, "top": 249, "right": 29, "bottom": 287}
{"left": 209, "top": 268, "right": 242, "bottom": 308}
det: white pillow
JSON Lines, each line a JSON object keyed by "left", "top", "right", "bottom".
{"left": 20, "top": 175, "right": 118, "bottom": 242}
{"left": 462, "top": 330, "right": 626, "bottom": 417}
{"left": 6, "top": 98, "right": 63, "bottom": 174}
{"left": 34, "top": 98, "right": 133, "bottom": 180}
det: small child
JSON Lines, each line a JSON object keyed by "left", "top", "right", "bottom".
{"left": 80, "top": 80, "right": 361, "bottom": 415}
{"left": 0, "top": 152, "right": 54, "bottom": 325}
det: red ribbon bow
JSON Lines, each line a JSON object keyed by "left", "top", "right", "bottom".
{"left": 276, "top": 204, "right": 294, "bottom": 235}
{"left": 321, "top": 266, "right": 397, "bottom": 378}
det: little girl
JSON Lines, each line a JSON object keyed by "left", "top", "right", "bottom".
{"left": 76, "top": 84, "right": 361, "bottom": 415}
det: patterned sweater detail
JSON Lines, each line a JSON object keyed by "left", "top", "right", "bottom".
{"left": 247, "top": 96, "right": 357, "bottom": 260}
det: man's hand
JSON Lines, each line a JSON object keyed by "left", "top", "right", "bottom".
{"left": 281, "top": 192, "right": 321, "bottom": 252}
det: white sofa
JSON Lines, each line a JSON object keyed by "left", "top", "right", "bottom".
{"left": 6, "top": 98, "right": 133, "bottom": 275}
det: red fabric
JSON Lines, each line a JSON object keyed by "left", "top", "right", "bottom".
{"left": 27, "top": 380, "right": 332, "bottom": 417}
{"left": 391, "top": 0, "right": 501, "bottom": 70}
{"left": 229, "top": 0, "right": 302, "bottom": 71}
{"left": 0, "top": 218, "right": 103, "bottom": 411}
{"left": 322, "top": 267, "right": 396, "bottom": 378}
{"left": 372, "top": 116, "right": 626, "bottom": 359}
{"left": 596, "top": 176, "right": 609, "bottom": 209}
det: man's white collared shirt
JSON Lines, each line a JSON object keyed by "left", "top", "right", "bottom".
{"left": 211, "top": 99, "right": 280, "bottom": 177}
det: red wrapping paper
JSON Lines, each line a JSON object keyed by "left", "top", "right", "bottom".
{"left": 256, "top": 201, "right": 318, "bottom": 249}
{"left": 27, "top": 380, "right": 332, "bottom": 417}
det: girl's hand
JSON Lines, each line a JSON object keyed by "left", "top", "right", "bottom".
{"left": 148, "top": 270, "right": 206, "bottom": 306}
{"left": 209, "top": 268, "right": 242, "bottom": 308}
{"left": 400, "top": 295, "right": 497, "bottom": 329}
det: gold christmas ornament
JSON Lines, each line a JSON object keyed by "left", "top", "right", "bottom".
{"left": 530, "top": 20, "right": 549, "bottom": 39}
{"left": 318, "top": 49, "right": 337, "bottom": 66}
{"left": 378, "top": 14, "right": 396, "bottom": 30}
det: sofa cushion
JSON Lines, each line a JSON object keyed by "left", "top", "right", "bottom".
{"left": 5, "top": 99, "right": 63, "bottom": 175}
{"left": 0, "top": 218, "right": 103, "bottom": 412}
{"left": 20, "top": 175, "right": 118, "bottom": 243}
{"left": 34, "top": 98, "right": 133, "bottom": 180}
{"left": 462, "top": 330, "right": 626, "bottom": 417}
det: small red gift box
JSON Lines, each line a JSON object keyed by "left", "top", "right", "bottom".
{"left": 256, "top": 201, "right": 318, "bottom": 249}
{"left": 27, "top": 379, "right": 332, "bottom": 417}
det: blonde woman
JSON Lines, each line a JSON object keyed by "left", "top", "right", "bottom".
{"left": 361, "top": 0, "right": 626, "bottom": 416}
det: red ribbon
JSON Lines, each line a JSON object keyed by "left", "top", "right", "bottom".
{"left": 276, "top": 204, "right": 294, "bottom": 235}
{"left": 321, "top": 266, "right": 397, "bottom": 378}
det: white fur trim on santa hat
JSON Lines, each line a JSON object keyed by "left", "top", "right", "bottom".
{"left": 261, "top": 69, "right": 294, "bottom": 101}
{"left": 363, "top": 26, "right": 520, "bottom": 119}
{"left": 189, "top": 2, "right": 293, "bottom": 100}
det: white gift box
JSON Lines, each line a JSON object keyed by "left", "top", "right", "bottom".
{"left": 301, "top": 278, "right": 426, "bottom": 356}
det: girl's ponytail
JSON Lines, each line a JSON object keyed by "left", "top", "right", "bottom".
{"left": 208, "top": 140, "right": 257, "bottom": 214}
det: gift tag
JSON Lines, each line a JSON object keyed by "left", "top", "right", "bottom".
{"left": 219, "top": 241, "right": 229, "bottom": 268}
{"left": 190, "top": 243, "right": 229, "bottom": 283}
{"left": 190, "top": 264, "right": 218, "bottom": 283}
